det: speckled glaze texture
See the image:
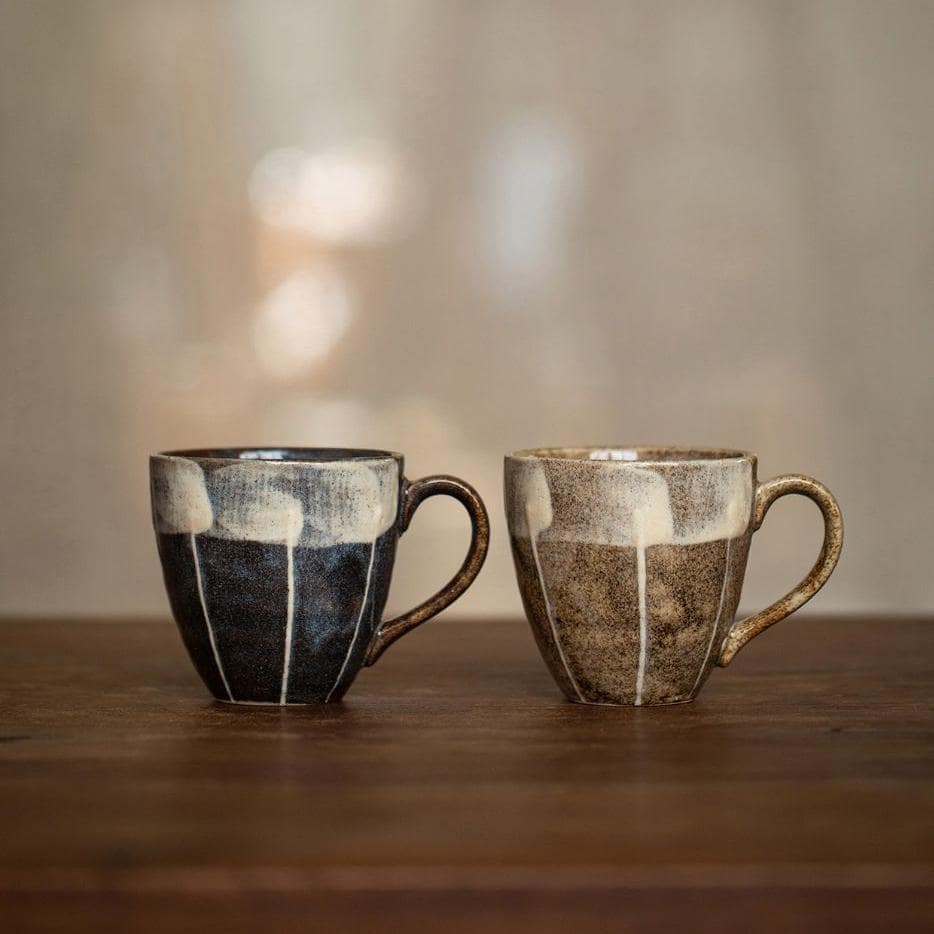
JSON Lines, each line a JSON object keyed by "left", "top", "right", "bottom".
{"left": 505, "top": 447, "right": 843, "bottom": 706}
{"left": 151, "top": 448, "right": 489, "bottom": 705}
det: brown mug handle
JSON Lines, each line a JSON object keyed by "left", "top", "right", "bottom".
{"left": 365, "top": 475, "right": 490, "bottom": 666}
{"left": 718, "top": 474, "right": 843, "bottom": 666}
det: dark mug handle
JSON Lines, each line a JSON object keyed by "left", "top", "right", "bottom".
{"left": 364, "top": 475, "right": 490, "bottom": 666}
{"left": 718, "top": 474, "right": 843, "bottom": 666}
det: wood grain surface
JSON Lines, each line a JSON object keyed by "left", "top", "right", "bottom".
{"left": 1, "top": 616, "right": 932, "bottom": 932}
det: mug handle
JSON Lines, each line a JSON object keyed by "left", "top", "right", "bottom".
{"left": 364, "top": 475, "right": 490, "bottom": 666}
{"left": 718, "top": 474, "right": 843, "bottom": 667}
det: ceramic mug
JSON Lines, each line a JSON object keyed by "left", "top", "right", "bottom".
{"left": 151, "top": 448, "right": 489, "bottom": 704}
{"left": 505, "top": 447, "right": 842, "bottom": 706}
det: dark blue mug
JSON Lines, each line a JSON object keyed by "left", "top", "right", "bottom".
{"left": 151, "top": 448, "right": 489, "bottom": 704}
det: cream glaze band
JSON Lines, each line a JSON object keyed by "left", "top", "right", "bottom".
{"left": 506, "top": 454, "right": 754, "bottom": 546}
{"left": 151, "top": 455, "right": 399, "bottom": 547}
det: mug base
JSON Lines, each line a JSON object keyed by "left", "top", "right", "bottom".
{"left": 213, "top": 698, "right": 339, "bottom": 707}
{"left": 568, "top": 696, "right": 696, "bottom": 708}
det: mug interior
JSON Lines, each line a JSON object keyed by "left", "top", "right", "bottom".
{"left": 159, "top": 447, "right": 402, "bottom": 464}
{"left": 508, "top": 446, "right": 753, "bottom": 464}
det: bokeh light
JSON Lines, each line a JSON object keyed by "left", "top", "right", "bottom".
{"left": 249, "top": 140, "right": 415, "bottom": 244}
{"left": 253, "top": 264, "right": 353, "bottom": 380}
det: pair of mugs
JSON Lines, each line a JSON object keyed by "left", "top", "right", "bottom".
{"left": 151, "top": 446, "right": 842, "bottom": 707}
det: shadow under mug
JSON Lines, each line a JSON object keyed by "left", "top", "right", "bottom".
{"left": 505, "top": 446, "right": 843, "bottom": 706}
{"left": 151, "top": 448, "right": 489, "bottom": 705}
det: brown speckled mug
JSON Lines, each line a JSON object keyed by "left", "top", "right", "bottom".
{"left": 505, "top": 447, "right": 843, "bottom": 706}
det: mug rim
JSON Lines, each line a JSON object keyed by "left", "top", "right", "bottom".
{"left": 505, "top": 445, "right": 756, "bottom": 466}
{"left": 153, "top": 447, "right": 403, "bottom": 466}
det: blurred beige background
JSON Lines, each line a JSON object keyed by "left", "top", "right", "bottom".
{"left": 1, "top": 0, "right": 932, "bottom": 619}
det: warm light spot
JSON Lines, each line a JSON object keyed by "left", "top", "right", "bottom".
{"left": 253, "top": 266, "right": 353, "bottom": 380}
{"left": 249, "top": 141, "right": 414, "bottom": 244}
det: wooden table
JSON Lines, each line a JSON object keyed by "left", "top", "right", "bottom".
{"left": 1, "top": 616, "right": 932, "bottom": 932}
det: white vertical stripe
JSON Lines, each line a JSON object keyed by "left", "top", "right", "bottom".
{"left": 279, "top": 542, "right": 296, "bottom": 704}
{"left": 191, "top": 532, "right": 232, "bottom": 701}
{"left": 691, "top": 537, "right": 733, "bottom": 697}
{"left": 528, "top": 507, "right": 585, "bottom": 702}
{"left": 634, "top": 543, "right": 648, "bottom": 706}
{"left": 326, "top": 541, "right": 377, "bottom": 703}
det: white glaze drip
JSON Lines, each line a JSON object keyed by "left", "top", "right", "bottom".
{"left": 191, "top": 531, "right": 232, "bottom": 701}
{"left": 325, "top": 540, "right": 377, "bottom": 703}
{"left": 690, "top": 537, "right": 733, "bottom": 697}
